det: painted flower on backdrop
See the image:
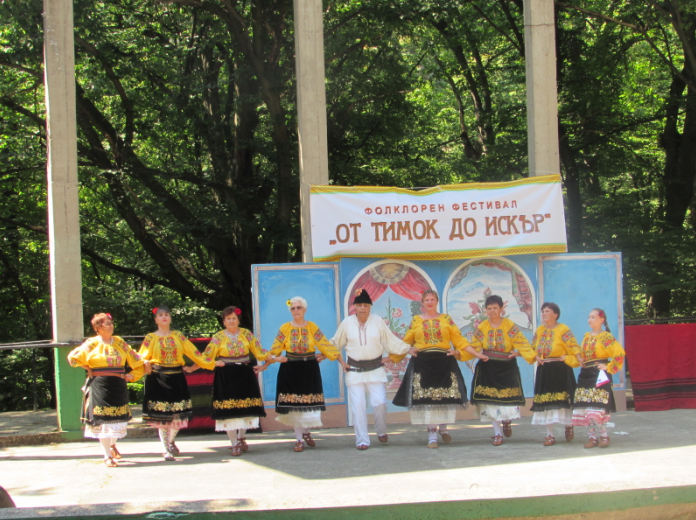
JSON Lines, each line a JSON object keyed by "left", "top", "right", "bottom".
{"left": 391, "top": 308, "right": 403, "bottom": 319}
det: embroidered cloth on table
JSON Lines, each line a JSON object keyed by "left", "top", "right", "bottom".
{"left": 218, "top": 355, "right": 251, "bottom": 365}
{"left": 347, "top": 355, "right": 382, "bottom": 372}
{"left": 482, "top": 349, "right": 516, "bottom": 361}
{"left": 286, "top": 352, "right": 317, "bottom": 362}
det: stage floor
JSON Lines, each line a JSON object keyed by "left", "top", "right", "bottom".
{"left": 1, "top": 410, "right": 695, "bottom": 519}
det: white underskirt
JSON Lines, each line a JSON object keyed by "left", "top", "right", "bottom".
{"left": 275, "top": 410, "right": 322, "bottom": 428}
{"left": 475, "top": 404, "right": 521, "bottom": 422}
{"left": 409, "top": 408, "right": 457, "bottom": 425}
{"left": 84, "top": 422, "right": 128, "bottom": 439}
{"left": 215, "top": 417, "right": 260, "bottom": 431}
{"left": 531, "top": 408, "right": 572, "bottom": 425}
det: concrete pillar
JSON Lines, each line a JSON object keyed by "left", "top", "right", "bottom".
{"left": 44, "top": 0, "right": 84, "bottom": 434}
{"left": 524, "top": 0, "right": 560, "bottom": 177}
{"left": 294, "top": 0, "right": 330, "bottom": 262}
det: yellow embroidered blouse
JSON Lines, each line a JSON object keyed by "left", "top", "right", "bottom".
{"left": 574, "top": 331, "right": 625, "bottom": 375}
{"left": 392, "top": 314, "right": 471, "bottom": 363}
{"left": 138, "top": 331, "right": 216, "bottom": 369}
{"left": 470, "top": 318, "right": 534, "bottom": 359}
{"left": 270, "top": 322, "right": 340, "bottom": 360}
{"left": 204, "top": 328, "right": 269, "bottom": 361}
{"left": 68, "top": 336, "right": 145, "bottom": 382}
{"left": 529, "top": 324, "right": 581, "bottom": 368}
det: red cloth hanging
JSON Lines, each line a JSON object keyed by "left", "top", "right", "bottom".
{"left": 626, "top": 324, "right": 696, "bottom": 411}
{"left": 348, "top": 266, "right": 431, "bottom": 315}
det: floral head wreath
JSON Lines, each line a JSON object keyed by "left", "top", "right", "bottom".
{"left": 152, "top": 307, "right": 158, "bottom": 315}
{"left": 286, "top": 299, "right": 292, "bottom": 307}
{"left": 106, "top": 313, "right": 112, "bottom": 320}
{"left": 597, "top": 310, "right": 605, "bottom": 318}
{"left": 234, "top": 307, "right": 242, "bottom": 315}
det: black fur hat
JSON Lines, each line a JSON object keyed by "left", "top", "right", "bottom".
{"left": 353, "top": 288, "right": 373, "bottom": 305}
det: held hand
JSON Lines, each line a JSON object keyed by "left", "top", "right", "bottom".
{"left": 143, "top": 361, "right": 152, "bottom": 375}
{"left": 339, "top": 359, "right": 350, "bottom": 373}
{"left": 183, "top": 365, "right": 199, "bottom": 373}
{"left": 508, "top": 351, "right": 520, "bottom": 359}
{"left": 479, "top": 354, "right": 490, "bottom": 362}
{"left": 124, "top": 373, "right": 134, "bottom": 382}
{"left": 559, "top": 355, "right": 566, "bottom": 361}
{"left": 253, "top": 363, "right": 269, "bottom": 374}
{"left": 409, "top": 347, "right": 419, "bottom": 357}
{"left": 535, "top": 355, "right": 544, "bottom": 365}
{"left": 380, "top": 357, "right": 391, "bottom": 365}
{"left": 316, "top": 354, "right": 326, "bottom": 363}
{"left": 597, "top": 363, "right": 608, "bottom": 371}
{"left": 215, "top": 360, "right": 225, "bottom": 367}
{"left": 276, "top": 356, "right": 288, "bottom": 363}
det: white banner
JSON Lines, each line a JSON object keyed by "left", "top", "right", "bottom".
{"left": 310, "top": 175, "right": 567, "bottom": 261}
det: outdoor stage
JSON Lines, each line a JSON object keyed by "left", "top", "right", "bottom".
{"left": 1, "top": 409, "right": 695, "bottom": 519}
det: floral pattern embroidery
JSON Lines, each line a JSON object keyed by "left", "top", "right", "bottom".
{"left": 148, "top": 399, "right": 192, "bottom": 412}
{"left": 278, "top": 393, "right": 324, "bottom": 404}
{"left": 535, "top": 328, "right": 554, "bottom": 357}
{"left": 93, "top": 404, "right": 130, "bottom": 416}
{"left": 474, "top": 385, "right": 522, "bottom": 398}
{"left": 486, "top": 328, "right": 505, "bottom": 351}
{"left": 422, "top": 318, "right": 443, "bottom": 345}
{"left": 289, "top": 327, "right": 310, "bottom": 353}
{"left": 533, "top": 391, "right": 571, "bottom": 404}
{"left": 561, "top": 330, "right": 577, "bottom": 345}
{"left": 574, "top": 387, "right": 610, "bottom": 405}
{"left": 507, "top": 324, "right": 521, "bottom": 338}
{"left": 213, "top": 397, "right": 263, "bottom": 409}
{"left": 412, "top": 373, "right": 461, "bottom": 400}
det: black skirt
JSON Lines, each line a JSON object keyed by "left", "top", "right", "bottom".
{"left": 530, "top": 361, "right": 576, "bottom": 412}
{"left": 142, "top": 366, "right": 193, "bottom": 422}
{"left": 212, "top": 363, "right": 267, "bottom": 420}
{"left": 82, "top": 376, "right": 131, "bottom": 426}
{"left": 470, "top": 355, "right": 525, "bottom": 406}
{"left": 573, "top": 366, "right": 616, "bottom": 413}
{"left": 275, "top": 358, "right": 326, "bottom": 415}
{"left": 392, "top": 349, "right": 468, "bottom": 410}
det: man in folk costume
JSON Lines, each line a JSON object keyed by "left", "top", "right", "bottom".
{"left": 331, "top": 288, "right": 417, "bottom": 449}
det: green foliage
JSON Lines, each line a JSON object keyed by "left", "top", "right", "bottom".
{"left": 1, "top": 0, "right": 696, "bottom": 411}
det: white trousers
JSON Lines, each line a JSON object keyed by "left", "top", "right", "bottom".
{"left": 348, "top": 382, "right": 388, "bottom": 447}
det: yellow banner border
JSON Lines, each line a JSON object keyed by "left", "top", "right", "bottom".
{"left": 313, "top": 244, "right": 568, "bottom": 263}
{"left": 310, "top": 175, "right": 561, "bottom": 196}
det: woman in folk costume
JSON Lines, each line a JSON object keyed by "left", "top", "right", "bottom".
{"left": 139, "top": 306, "right": 215, "bottom": 461}
{"left": 68, "top": 313, "right": 145, "bottom": 467}
{"left": 572, "top": 308, "right": 625, "bottom": 449}
{"left": 527, "top": 302, "right": 580, "bottom": 446}
{"left": 469, "top": 294, "right": 535, "bottom": 446}
{"left": 392, "top": 289, "right": 472, "bottom": 449}
{"left": 331, "top": 288, "right": 415, "bottom": 450}
{"left": 270, "top": 296, "right": 340, "bottom": 452}
{"left": 190, "top": 305, "right": 273, "bottom": 457}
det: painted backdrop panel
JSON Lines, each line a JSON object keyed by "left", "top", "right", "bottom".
{"left": 539, "top": 253, "right": 625, "bottom": 390}
{"left": 252, "top": 263, "right": 344, "bottom": 404}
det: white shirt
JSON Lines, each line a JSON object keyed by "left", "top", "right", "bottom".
{"left": 330, "top": 314, "right": 410, "bottom": 385}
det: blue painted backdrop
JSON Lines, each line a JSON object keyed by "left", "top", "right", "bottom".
{"left": 252, "top": 253, "right": 624, "bottom": 416}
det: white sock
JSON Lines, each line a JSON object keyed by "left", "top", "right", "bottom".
{"left": 545, "top": 424, "right": 554, "bottom": 437}
{"left": 439, "top": 424, "right": 448, "bottom": 432}
{"left": 159, "top": 428, "right": 170, "bottom": 451}
{"left": 100, "top": 438, "right": 112, "bottom": 459}
{"left": 237, "top": 428, "right": 247, "bottom": 440}
{"left": 427, "top": 426, "right": 438, "bottom": 442}
{"left": 294, "top": 426, "right": 304, "bottom": 442}
{"left": 302, "top": 427, "right": 310, "bottom": 434}
{"left": 492, "top": 420, "right": 502, "bottom": 437}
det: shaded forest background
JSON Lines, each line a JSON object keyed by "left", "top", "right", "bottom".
{"left": 1, "top": 0, "right": 695, "bottom": 410}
